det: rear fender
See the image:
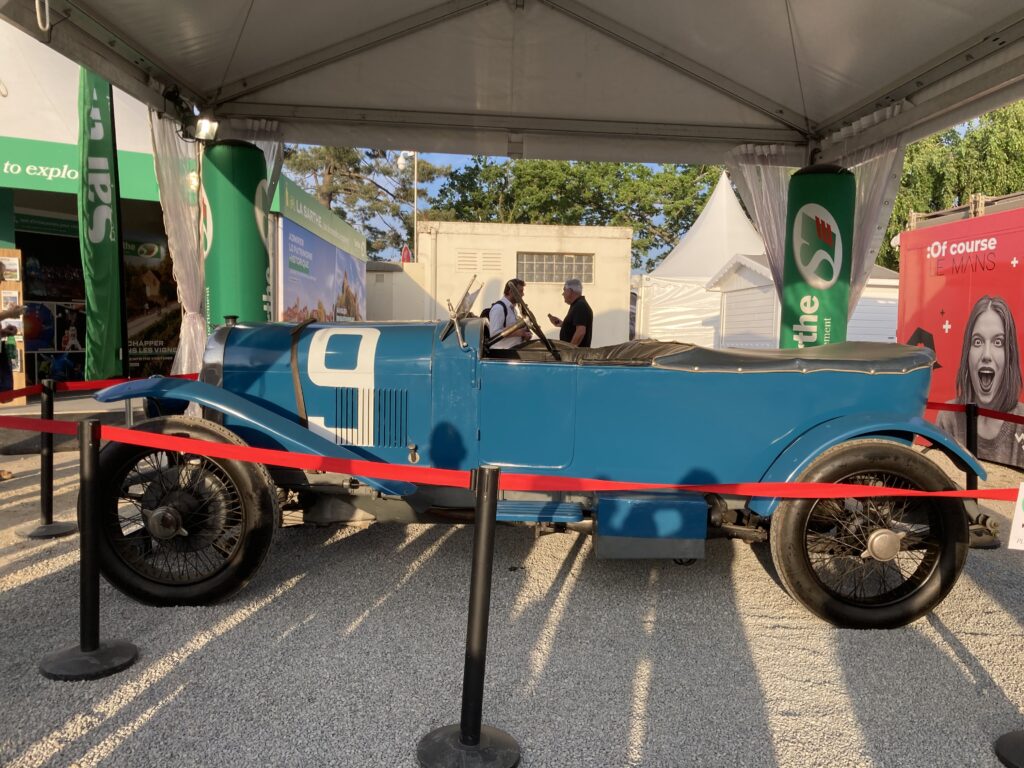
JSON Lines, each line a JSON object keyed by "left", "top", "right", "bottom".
{"left": 95, "top": 378, "right": 416, "bottom": 497}
{"left": 748, "top": 414, "right": 984, "bottom": 517}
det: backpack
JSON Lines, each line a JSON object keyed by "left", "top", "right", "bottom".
{"left": 482, "top": 300, "right": 508, "bottom": 340}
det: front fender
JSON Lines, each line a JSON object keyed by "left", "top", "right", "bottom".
{"left": 96, "top": 378, "right": 416, "bottom": 497}
{"left": 747, "top": 414, "right": 985, "bottom": 517}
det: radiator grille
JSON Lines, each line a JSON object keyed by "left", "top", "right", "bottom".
{"left": 337, "top": 387, "right": 407, "bottom": 448}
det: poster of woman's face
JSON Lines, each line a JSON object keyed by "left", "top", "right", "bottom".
{"left": 898, "top": 211, "right": 1024, "bottom": 470}
{"left": 956, "top": 296, "right": 1021, "bottom": 412}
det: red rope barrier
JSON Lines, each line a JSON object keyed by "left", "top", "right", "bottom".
{"left": 0, "top": 413, "right": 1018, "bottom": 500}
{"left": 926, "top": 400, "right": 1024, "bottom": 426}
{"left": 0, "top": 372, "right": 199, "bottom": 403}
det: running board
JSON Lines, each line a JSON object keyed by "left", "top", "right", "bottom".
{"left": 496, "top": 501, "right": 584, "bottom": 523}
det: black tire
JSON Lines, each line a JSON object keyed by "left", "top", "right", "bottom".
{"left": 768, "top": 439, "right": 969, "bottom": 629}
{"left": 90, "top": 416, "right": 277, "bottom": 606}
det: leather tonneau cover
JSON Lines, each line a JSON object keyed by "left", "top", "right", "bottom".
{"left": 653, "top": 341, "right": 935, "bottom": 374}
{"left": 501, "top": 339, "right": 934, "bottom": 374}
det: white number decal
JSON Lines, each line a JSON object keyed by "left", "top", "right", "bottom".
{"left": 307, "top": 328, "right": 379, "bottom": 447}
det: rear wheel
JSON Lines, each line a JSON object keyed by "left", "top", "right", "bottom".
{"left": 769, "top": 439, "right": 969, "bottom": 629}
{"left": 91, "top": 416, "right": 277, "bottom": 606}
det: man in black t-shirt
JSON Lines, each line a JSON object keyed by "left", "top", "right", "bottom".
{"left": 547, "top": 278, "right": 593, "bottom": 347}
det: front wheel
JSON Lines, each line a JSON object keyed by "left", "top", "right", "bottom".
{"left": 91, "top": 416, "right": 278, "bottom": 606}
{"left": 769, "top": 439, "right": 969, "bottom": 629}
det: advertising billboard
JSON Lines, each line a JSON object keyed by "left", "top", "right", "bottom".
{"left": 277, "top": 176, "right": 366, "bottom": 323}
{"left": 280, "top": 218, "right": 366, "bottom": 322}
{"left": 898, "top": 208, "right": 1024, "bottom": 469}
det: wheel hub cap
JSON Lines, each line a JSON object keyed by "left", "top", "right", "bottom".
{"left": 861, "top": 528, "right": 906, "bottom": 561}
{"left": 146, "top": 506, "right": 184, "bottom": 540}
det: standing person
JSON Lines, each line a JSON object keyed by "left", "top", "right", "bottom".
{"left": 547, "top": 278, "right": 593, "bottom": 348}
{"left": 936, "top": 294, "right": 1023, "bottom": 468}
{"left": 0, "top": 303, "right": 24, "bottom": 481}
{"left": 487, "top": 279, "right": 532, "bottom": 349}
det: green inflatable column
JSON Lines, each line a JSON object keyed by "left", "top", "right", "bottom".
{"left": 779, "top": 164, "right": 856, "bottom": 349}
{"left": 201, "top": 141, "right": 272, "bottom": 333}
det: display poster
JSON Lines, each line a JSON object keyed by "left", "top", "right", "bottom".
{"left": 14, "top": 216, "right": 179, "bottom": 381}
{"left": 123, "top": 237, "right": 179, "bottom": 377}
{"left": 0, "top": 256, "right": 20, "bottom": 282}
{"left": 898, "top": 208, "right": 1024, "bottom": 469}
{"left": 280, "top": 218, "right": 366, "bottom": 322}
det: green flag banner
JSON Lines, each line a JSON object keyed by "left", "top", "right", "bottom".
{"left": 779, "top": 165, "right": 856, "bottom": 349}
{"left": 77, "top": 69, "right": 125, "bottom": 378}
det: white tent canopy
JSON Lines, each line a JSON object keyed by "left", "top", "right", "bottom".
{"left": 652, "top": 171, "right": 764, "bottom": 280}
{"left": 636, "top": 171, "right": 765, "bottom": 346}
{"left": 2, "top": 0, "right": 1024, "bottom": 163}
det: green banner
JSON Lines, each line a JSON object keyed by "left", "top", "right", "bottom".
{"left": 779, "top": 165, "right": 856, "bottom": 349}
{"left": 201, "top": 141, "right": 271, "bottom": 332}
{"left": 1, "top": 136, "right": 159, "bottom": 200}
{"left": 77, "top": 69, "right": 125, "bottom": 378}
{"left": 278, "top": 175, "right": 367, "bottom": 259}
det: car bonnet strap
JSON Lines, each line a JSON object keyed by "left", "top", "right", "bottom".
{"left": 290, "top": 319, "right": 316, "bottom": 427}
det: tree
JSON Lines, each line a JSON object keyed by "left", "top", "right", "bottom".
{"left": 954, "top": 101, "right": 1024, "bottom": 198}
{"left": 877, "top": 130, "right": 960, "bottom": 269}
{"left": 284, "top": 146, "right": 448, "bottom": 259}
{"left": 430, "top": 158, "right": 721, "bottom": 270}
{"left": 879, "top": 101, "right": 1024, "bottom": 269}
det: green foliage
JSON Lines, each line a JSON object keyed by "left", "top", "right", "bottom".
{"left": 431, "top": 158, "right": 721, "bottom": 270}
{"left": 881, "top": 101, "right": 1024, "bottom": 269}
{"left": 878, "top": 130, "right": 960, "bottom": 269}
{"left": 283, "top": 146, "right": 449, "bottom": 259}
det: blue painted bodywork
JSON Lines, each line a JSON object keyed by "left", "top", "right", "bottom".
{"left": 96, "top": 318, "right": 980, "bottom": 556}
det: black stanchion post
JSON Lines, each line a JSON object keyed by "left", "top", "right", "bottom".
{"left": 417, "top": 465, "right": 520, "bottom": 768}
{"left": 965, "top": 402, "right": 979, "bottom": 491}
{"left": 20, "top": 379, "right": 77, "bottom": 539}
{"left": 39, "top": 419, "right": 138, "bottom": 680}
{"left": 995, "top": 730, "right": 1024, "bottom": 767}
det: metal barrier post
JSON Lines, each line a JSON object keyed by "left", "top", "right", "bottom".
{"left": 965, "top": 402, "right": 979, "bottom": 491}
{"left": 417, "top": 465, "right": 520, "bottom": 768}
{"left": 995, "top": 730, "right": 1024, "bottom": 767}
{"left": 39, "top": 419, "right": 138, "bottom": 680}
{"left": 20, "top": 379, "right": 76, "bottom": 539}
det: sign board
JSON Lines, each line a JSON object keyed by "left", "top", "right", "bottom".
{"left": 898, "top": 208, "right": 1024, "bottom": 469}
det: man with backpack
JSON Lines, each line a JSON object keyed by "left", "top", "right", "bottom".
{"left": 486, "top": 279, "right": 532, "bottom": 349}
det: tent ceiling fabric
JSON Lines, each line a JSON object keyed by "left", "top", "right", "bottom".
{"left": 3, "top": 0, "right": 1024, "bottom": 162}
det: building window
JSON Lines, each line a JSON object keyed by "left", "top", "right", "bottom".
{"left": 517, "top": 252, "right": 594, "bottom": 284}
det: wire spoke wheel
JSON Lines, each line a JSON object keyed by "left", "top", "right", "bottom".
{"left": 769, "top": 440, "right": 969, "bottom": 629}
{"left": 803, "top": 471, "right": 937, "bottom": 607}
{"left": 92, "top": 416, "right": 277, "bottom": 606}
{"left": 112, "top": 450, "right": 246, "bottom": 585}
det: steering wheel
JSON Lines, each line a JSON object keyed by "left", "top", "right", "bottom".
{"left": 511, "top": 292, "right": 561, "bottom": 362}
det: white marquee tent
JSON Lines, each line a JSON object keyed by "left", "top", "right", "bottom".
{"left": 635, "top": 171, "right": 765, "bottom": 346}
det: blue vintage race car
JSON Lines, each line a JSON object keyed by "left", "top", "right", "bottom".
{"left": 94, "top": 285, "right": 981, "bottom": 629}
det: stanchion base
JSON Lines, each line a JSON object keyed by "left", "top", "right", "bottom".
{"left": 996, "top": 730, "right": 1024, "bottom": 768}
{"left": 417, "top": 724, "right": 520, "bottom": 768}
{"left": 18, "top": 521, "right": 78, "bottom": 540}
{"left": 39, "top": 640, "right": 138, "bottom": 681}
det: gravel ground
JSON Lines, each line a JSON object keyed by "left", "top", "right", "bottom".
{"left": 0, "top": 450, "right": 1021, "bottom": 768}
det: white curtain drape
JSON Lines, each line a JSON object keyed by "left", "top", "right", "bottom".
{"left": 726, "top": 103, "right": 908, "bottom": 313}
{"left": 149, "top": 111, "right": 204, "bottom": 375}
{"left": 725, "top": 144, "right": 802, "bottom": 298}
{"left": 148, "top": 116, "right": 285, "bottom": 377}
{"left": 822, "top": 104, "right": 906, "bottom": 309}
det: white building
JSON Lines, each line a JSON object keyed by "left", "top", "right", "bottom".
{"left": 706, "top": 253, "right": 899, "bottom": 348}
{"left": 368, "top": 221, "right": 633, "bottom": 347}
